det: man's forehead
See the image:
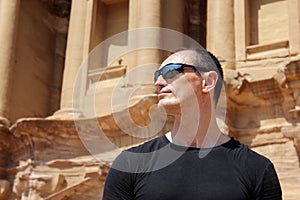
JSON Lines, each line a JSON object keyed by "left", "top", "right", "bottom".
{"left": 159, "top": 50, "right": 196, "bottom": 69}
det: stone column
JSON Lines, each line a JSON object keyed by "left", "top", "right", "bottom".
{"left": 137, "top": 0, "right": 161, "bottom": 28}
{"left": 128, "top": 0, "right": 162, "bottom": 85}
{"left": 207, "top": 0, "right": 235, "bottom": 70}
{"left": 56, "top": 0, "right": 88, "bottom": 118}
{"left": 0, "top": 0, "right": 20, "bottom": 127}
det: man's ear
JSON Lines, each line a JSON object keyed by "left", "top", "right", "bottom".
{"left": 202, "top": 71, "right": 218, "bottom": 93}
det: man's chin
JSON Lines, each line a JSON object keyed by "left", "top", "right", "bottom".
{"left": 157, "top": 101, "right": 180, "bottom": 116}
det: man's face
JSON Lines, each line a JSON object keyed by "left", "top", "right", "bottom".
{"left": 154, "top": 51, "right": 204, "bottom": 117}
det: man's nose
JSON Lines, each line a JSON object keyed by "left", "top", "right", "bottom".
{"left": 154, "top": 75, "right": 168, "bottom": 90}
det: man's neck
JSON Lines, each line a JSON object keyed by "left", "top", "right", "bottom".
{"left": 167, "top": 116, "right": 230, "bottom": 148}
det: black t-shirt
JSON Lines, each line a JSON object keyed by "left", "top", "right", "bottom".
{"left": 103, "top": 135, "right": 282, "bottom": 200}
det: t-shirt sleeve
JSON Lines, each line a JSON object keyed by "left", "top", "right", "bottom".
{"left": 102, "top": 167, "right": 134, "bottom": 200}
{"left": 260, "top": 163, "right": 282, "bottom": 200}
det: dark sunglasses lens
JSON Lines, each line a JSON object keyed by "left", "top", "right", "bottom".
{"left": 163, "top": 69, "right": 181, "bottom": 79}
{"left": 154, "top": 64, "right": 184, "bottom": 81}
{"left": 154, "top": 63, "right": 208, "bottom": 82}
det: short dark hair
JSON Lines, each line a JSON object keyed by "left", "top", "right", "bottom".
{"left": 172, "top": 48, "right": 224, "bottom": 104}
{"left": 206, "top": 51, "right": 224, "bottom": 104}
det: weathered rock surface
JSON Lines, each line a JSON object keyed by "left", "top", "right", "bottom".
{"left": 0, "top": 92, "right": 173, "bottom": 199}
{"left": 225, "top": 59, "right": 300, "bottom": 200}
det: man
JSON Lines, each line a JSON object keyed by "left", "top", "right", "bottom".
{"left": 103, "top": 49, "right": 282, "bottom": 200}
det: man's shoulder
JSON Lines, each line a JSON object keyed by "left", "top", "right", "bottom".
{"left": 228, "top": 138, "right": 272, "bottom": 167}
{"left": 111, "top": 135, "right": 169, "bottom": 173}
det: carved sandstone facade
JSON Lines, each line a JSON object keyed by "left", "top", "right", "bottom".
{"left": 0, "top": 0, "right": 300, "bottom": 199}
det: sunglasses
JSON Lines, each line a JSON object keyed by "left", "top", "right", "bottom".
{"left": 154, "top": 63, "right": 209, "bottom": 82}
